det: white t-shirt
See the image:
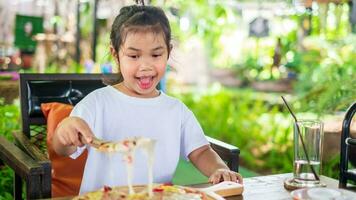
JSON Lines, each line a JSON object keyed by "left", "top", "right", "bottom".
{"left": 69, "top": 86, "right": 209, "bottom": 194}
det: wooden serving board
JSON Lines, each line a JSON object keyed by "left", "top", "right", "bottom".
{"left": 199, "top": 181, "right": 244, "bottom": 200}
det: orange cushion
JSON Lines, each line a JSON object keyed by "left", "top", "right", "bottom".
{"left": 41, "top": 102, "right": 88, "bottom": 197}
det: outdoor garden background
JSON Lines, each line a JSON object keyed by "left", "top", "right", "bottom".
{"left": 0, "top": 0, "right": 355, "bottom": 199}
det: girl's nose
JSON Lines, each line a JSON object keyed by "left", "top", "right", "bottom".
{"left": 138, "top": 58, "right": 153, "bottom": 71}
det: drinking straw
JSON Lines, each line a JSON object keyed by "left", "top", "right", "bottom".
{"left": 281, "top": 96, "right": 320, "bottom": 181}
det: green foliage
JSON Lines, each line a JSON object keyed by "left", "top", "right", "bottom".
{"left": 322, "top": 155, "right": 340, "bottom": 180}
{"left": 171, "top": 88, "right": 294, "bottom": 174}
{"left": 293, "top": 35, "right": 356, "bottom": 115}
{"left": 79, "top": 1, "right": 94, "bottom": 38}
{"left": 155, "top": 0, "right": 240, "bottom": 68}
{"left": 0, "top": 166, "right": 14, "bottom": 200}
{"left": 170, "top": 88, "right": 342, "bottom": 178}
{"left": 0, "top": 100, "right": 20, "bottom": 199}
{"left": 0, "top": 99, "right": 20, "bottom": 140}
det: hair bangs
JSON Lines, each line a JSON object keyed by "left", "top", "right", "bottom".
{"left": 120, "top": 23, "right": 168, "bottom": 48}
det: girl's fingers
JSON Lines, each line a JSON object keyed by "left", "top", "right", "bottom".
{"left": 65, "top": 118, "right": 92, "bottom": 146}
{"left": 208, "top": 174, "right": 215, "bottom": 183}
{"left": 237, "top": 173, "right": 243, "bottom": 184}
{"left": 210, "top": 169, "right": 243, "bottom": 184}
{"left": 76, "top": 121, "right": 94, "bottom": 143}
{"left": 78, "top": 134, "right": 87, "bottom": 147}
{"left": 57, "top": 132, "right": 67, "bottom": 146}
{"left": 230, "top": 172, "right": 237, "bottom": 182}
{"left": 214, "top": 175, "right": 221, "bottom": 184}
{"left": 59, "top": 130, "right": 71, "bottom": 146}
{"left": 222, "top": 172, "right": 231, "bottom": 182}
{"left": 68, "top": 129, "right": 81, "bottom": 147}
{"left": 58, "top": 125, "right": 80, "bottom": 147}
{"left": 209, "top": 173, "right": 221, "bottom": 184}
{"left": 229, "top": 172, "right": 243, "bottom": 184}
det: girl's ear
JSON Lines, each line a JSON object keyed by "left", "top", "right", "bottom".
{"left": 168, "top": 44, "right": 173, "bottom": 58}
{"left": 110, "top": 45, "right": 120, "bottom": 64}
{"left": 169, "top": 44, "right": 173, "bottom": 52}
{"left": 110, "top": 45, "right": 117, "bottom": 57}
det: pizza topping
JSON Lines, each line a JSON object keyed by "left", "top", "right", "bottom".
{"left": 152, "top": 188, "right": 164, "bottom": 192}
{"left": 123, "top": 140, "right": 132, "bottom": 147}
{"left": 160, "top": 185, "right": 181, "bottom": 193}
{"left": 103, "top": 185, "right": 112, "bottom": 192}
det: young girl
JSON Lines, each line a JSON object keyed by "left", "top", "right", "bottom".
{"left": 53, "top": 4, "right": 243, "bottom": 194}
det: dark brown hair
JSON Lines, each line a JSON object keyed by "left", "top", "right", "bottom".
{"left": 110, "top": 5, "right": 171, "bottom": 56}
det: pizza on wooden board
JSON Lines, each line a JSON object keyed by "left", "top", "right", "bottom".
{"left": 75, "top": 137, "right": 243, "bottom": 200}
{"left": 73, "top": 183, "right": 209, "bottom": 200}
{"left": 72, "top": 181, "right": 244, "bottom": 200}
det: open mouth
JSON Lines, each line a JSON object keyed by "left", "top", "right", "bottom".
{"left": 136, "top": 76, "right": 155, "bottom": 90}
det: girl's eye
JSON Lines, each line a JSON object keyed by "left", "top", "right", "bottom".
{"left": 152, "top": 54, "right": 162, "bottom": 58}
{"left": 129, "top": 55, "right": 139, "bottom": 59}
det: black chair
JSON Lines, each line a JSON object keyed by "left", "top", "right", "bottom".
{"left": 339, "top": 102, "right": 356, "bottom": 187}
{"left": 0, "top": 73, "right": 240, "bottom": 199}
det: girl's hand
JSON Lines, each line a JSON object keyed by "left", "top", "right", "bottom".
{"left": 208, "top": 168, "right": 243, "bottom": 184}
{"left": 55, "top": 116, "right": 94, "bottom": 147}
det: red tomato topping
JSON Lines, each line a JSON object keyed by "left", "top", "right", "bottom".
{"left": 153, "top": 188, "right": 164, "bottom": 192}
{"left": 103, "top": 185, "right": 112, "bottom": 192}
{"left": 123, "top": 141, "right": 130, "bottom": 147}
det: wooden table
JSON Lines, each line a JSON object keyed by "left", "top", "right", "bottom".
{"left": 50, "top": 173, "right": 356, "bottom": 200}
{"left": 193, "top": 173, "right": 356, "bottom": 200}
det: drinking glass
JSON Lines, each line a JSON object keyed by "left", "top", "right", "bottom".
{"left": 293, "top": 120, "right": 324, "bottom": 186}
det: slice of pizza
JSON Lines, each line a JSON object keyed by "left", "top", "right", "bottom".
{"left": 90, "top": 137, "right": 134, "bottom": 153}
{"left": 89, "top": 137, "right": 156, "bottom": 195}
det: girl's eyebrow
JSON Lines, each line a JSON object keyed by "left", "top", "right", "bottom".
{"left": 126, "top": 46, "right": 164, "bottom": 51}
{"left": 127, "top": 47, "right": 140, "bottom": 51}
{"left": 151, "top": 46, "right": 164, "bottom": 51}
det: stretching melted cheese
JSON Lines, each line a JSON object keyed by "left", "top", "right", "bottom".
{"left": 91, "top": 137, "right": 156, "bottom": 196}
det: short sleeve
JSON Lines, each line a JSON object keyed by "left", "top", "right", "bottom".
{"left": 180, "top": 106, "right": 209, "bottom": 160}
{"left": 69, "top": 95, "right": 96, "bottom": 159}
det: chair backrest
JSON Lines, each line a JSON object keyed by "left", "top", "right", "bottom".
{"left": 19, "top": 73, "right": 121, "bottom": 140}
{"left": 339, "top": 102, "right": 356, "bottom": 186}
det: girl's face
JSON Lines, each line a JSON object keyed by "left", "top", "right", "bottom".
{"left": 116, "top": 31, "right": 168, "bottom": 98}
